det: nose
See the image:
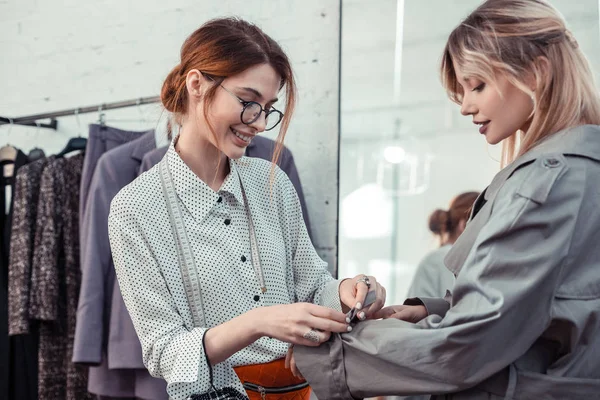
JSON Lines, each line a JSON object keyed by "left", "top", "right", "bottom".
{"left": 248, "top": 111, "right": 267, "bottom": 133}
{"left": 460, "top": 95, "right": 477, "bottom": 116}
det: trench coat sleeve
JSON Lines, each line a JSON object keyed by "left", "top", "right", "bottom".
{"left": 294, "top": 157, "right": 579, "bottom": 399}
{"left": 404, "top": 296, "right": 451, "bottom": 319}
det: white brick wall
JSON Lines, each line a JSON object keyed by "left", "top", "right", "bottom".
{"left": 0, "top": 0, "right": 341, "bottom": 272}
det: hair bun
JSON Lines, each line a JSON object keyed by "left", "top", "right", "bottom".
{"left": 161, "top": 64, "right": 185, "bottom": 114}
{"left": 428, "top": 209, "right": 449, "bottom": 235}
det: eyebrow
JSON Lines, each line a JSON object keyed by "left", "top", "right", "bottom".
{"left": 239, "top": 87, "right": 278, "bottom": 103}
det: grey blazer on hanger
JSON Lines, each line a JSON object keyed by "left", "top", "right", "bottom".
{"left": 74, "top": 131, "right": 169, "bottom": 400}
{"left": 295, "top": 125, "right": 600, "bottom": 400}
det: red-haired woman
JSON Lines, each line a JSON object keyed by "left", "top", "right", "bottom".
{"left": 108, "top": 18, "right": 386, "bottom": 400}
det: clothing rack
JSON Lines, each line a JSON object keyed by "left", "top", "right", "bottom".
{"left": 0, "top": 95, "right": 161, "bottom": 131}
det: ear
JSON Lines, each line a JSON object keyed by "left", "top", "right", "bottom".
{"left": 185, "top": 69, "right": 207, "bottom": 99}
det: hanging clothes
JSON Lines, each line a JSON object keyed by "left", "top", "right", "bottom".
{"left": 8, "top": 157, "right": 55, "bottom": 334}
{"left": 29, "top": 154, "right": 93, "bottom": 400}
{"left": 79, "top": 124, "right": 152, "bottom": 233}
{"left": 7, "top": 156, "right": 56, "bottom": 400}
{"left": 1, "top": 149, "right": 32, "bottom": 400}
{"left": 76, "top": 131, "right": 167, "bottom": 400}
{"left": 74, "top": 127, "right": 156, "bottom": 400}
{"left": 137, "top": 145, "right": 166, "bottom": 173}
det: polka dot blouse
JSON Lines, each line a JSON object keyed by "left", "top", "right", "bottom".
{"left": 108, "top": 140, "right": 342, "bottom": 400}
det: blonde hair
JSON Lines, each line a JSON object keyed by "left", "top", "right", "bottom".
{"left": 440, "top": 0, "right": 600, "bottom": 166}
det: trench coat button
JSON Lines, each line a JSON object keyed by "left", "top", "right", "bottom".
{"left": 543, "top": 157, "right": 561, "bottom": 168}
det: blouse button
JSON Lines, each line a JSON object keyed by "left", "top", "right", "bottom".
{"left": 241, "top": 255, "right": 247, "bottom": 262}
{"left": 224, "top": 219, "right": 231, "bottom": 226}
{"left": 217, "top": 196, "right": 223, "bottom": 203}
{"left": 253, "top": 295, "right": 260, "bottom": 302}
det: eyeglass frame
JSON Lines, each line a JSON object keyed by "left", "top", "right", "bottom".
{"left": 203, "top": 73, "right": 284, "bottom": 131}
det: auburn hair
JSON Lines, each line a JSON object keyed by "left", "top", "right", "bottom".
{"left": 161, "top": 17, "right": 297, "bottom": 167}
{"left": 429, "top": 191, "right": 480, "bottom": 241}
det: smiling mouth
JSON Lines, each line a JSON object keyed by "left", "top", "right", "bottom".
{"left": 231, "top": 127, "right": 252, "bottom": 143}
{"left": 476, "top": 121, "right": 490, "bottom": 134}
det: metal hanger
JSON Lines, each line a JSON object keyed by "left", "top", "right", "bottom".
{"left": 98, "top": 105, "right": 106, "bottom": 127}
{"left": 0, "top": 118, "right": 18, "bottom": 161}
{"left": 96, "top": 98, "right": 150, "bottom": 127}
{"left": 0, "top": 119, "right": 18, "bottom": 178}
{"left": 57, "top": 109, "right": 87, "bottom": 157}
{"left": 137, "top": 98, "right": 148, "bottom": 125}
{"left": 28, "top": 121, "right": 46, "bottom": 161}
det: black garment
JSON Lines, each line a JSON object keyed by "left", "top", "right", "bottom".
{"left": 0, "top": 150, "right": 37, "bottom": 400}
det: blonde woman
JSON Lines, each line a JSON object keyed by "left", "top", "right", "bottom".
{"left": 293, "top": 1, "right": 600, "bottom": 399}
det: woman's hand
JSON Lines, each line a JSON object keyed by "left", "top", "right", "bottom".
{"left": 372, "top": 304, "right": 427, "bottom": 323}
{"left": 339, "top": 275, "right": 386, "bottom": 320}
{"left": 255, "top": 303, "right": 351, "bottom": 346}
{"left": 285, "top": 346, "right": 303, "bottom": 379}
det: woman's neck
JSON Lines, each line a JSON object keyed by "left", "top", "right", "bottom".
{"left": 175, "top": 126, "right": 229, "bottom": 192}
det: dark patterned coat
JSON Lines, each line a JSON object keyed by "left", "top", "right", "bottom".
{"left": 29, "top": 154, "right": 93, "bottom": 400}
{"left": 8, "top": 157, "right": 54, "bottom": 334}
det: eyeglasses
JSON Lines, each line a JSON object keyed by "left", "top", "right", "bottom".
{"left": 204, "top": 74, "right": 283, "bottom": 131}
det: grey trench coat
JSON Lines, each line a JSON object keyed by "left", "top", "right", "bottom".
{"left": 295, "top": 125, "right": 600, "bottom": 400}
